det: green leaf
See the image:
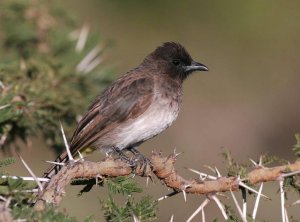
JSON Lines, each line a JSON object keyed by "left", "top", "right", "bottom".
{"left": 0, "top": 157, "right": 16, "bottom": 168}
{"left": 293, "top": 133, "right": 300, "bottom": 158}
{"left": 106, "top": 176, "right": 142, "bottom": 195}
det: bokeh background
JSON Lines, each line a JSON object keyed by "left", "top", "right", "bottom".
{"left": 3, "top": 0, "right": 300, "bottom": 221}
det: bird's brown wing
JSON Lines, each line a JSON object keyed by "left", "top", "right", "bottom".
{"left": 44, "top": 75, "right": 154, "bottom": 178}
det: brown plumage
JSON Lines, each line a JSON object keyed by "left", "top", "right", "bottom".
{"left": 44, "top": 42, "right": 208, "bottom": 178}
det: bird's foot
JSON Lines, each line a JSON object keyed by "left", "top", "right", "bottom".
{"left": 129, "top": 149, "right": 152, "bottom": 177}
{"left": 110, "top": 147, "right": 134, "bottom": 166}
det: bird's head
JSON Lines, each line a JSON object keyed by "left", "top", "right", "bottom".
{"left": 146, "top": 42, "right": 208, "bottom": 81}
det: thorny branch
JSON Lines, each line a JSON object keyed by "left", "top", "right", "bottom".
{"left": 34, "top": 151, "right": 300, "bottom": 213}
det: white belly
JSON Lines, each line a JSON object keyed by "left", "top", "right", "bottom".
{"left": 115, "top": 97, "right": 179, "bottom": 149}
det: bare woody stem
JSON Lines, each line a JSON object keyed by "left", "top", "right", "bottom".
{"left": 34, "top": 152, "right": 300, "bottom": 211}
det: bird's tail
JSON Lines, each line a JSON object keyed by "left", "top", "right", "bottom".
{"left": 43, "top": 146, "right": 93, "bottom": 179}
{"left": 43, "top": 151, "right": 70, "bottom": 179}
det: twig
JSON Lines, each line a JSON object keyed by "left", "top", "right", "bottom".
{"left": 34, "top": 152, "right": 300, "bottom": 214}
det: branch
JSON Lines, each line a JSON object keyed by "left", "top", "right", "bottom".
{"left": 34, "top": 152, "right": 300, "bottom": 212}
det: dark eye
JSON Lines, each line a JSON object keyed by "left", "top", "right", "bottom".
{"left": 172, "top": 59, "right": 181, "bottom": 66}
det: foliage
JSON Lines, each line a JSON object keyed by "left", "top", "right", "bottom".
{"left": 106, "top": 176, "right": 143, "bottom": 195}
{"left": 0, "top": 0, "right": 114, "bottom": 154}
{"left": 292, "top": 133, "right": 300, "bottom": 158}
{"left": 72, "top": 176, "right": 156, "bottom": 221}
{"left": 0, "top": 156, "right": 95, "bottom": 221}
{"left": 102, "top": 196, "right": 157, "bottom": 222}
{"left": 101, "top": 177, "right": 156, "bottom": 221}
{"left": 221, "top": 150, "right": 247, "bottom": 178}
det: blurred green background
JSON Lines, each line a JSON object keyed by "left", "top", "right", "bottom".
{"left": 3, "top": 0, "right": 300, "bottom": 221}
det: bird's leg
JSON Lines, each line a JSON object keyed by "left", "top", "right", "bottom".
{"left": 128, "top": 147, "right": 152, "bottom": 176}
{"left": 110, "top": 147, "right": 134, "bottom": 166}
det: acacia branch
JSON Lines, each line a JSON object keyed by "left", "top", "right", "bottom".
{"left": 34, "top": 152, "right": 300, "bottom": 211}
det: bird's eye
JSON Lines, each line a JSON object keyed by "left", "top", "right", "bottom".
{"left": 172, "top": 59, "right": 181, "bottom": 66}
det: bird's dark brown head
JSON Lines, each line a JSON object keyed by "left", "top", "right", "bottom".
{"left": 145, "top": 42, "right": 208, "bottom": 81}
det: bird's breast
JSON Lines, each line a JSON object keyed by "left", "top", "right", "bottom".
{"left": 115, "top": 94, "right": 180, "bottom": 149}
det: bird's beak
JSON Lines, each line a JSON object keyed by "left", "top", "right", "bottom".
{"left": 185, "top": 61, "right": 209, "bottom": 72}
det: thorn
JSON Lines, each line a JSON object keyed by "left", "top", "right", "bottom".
{"left": 82, "top": 56, "right": 102, "bottom": 74}
{"left": 186, "top": 198, "right": 210, "bottom": 222}
{"left": 239, "top": 181, "right": 270, "bottom": 199}
{"left": 172, "top": 147, "right": 182, "bottom": 158}
{"left": 182, "top": 189, "right": 187, "bottom": 202}
{"left": 187, "top": 168, "right": 217, "bottom": 180}
{"left": 249, "top": 158, "right": 258, "bottom": 167}
{"left": 199, "top": 173, "right": 207, "bottom": 181}
{"left": 17, "top": 154, "right": 43, "bottom": 191}
{"left": 204, "top": 165, "right": 216, "bottom": 174}
{"left": 216, "top": 192, "right": 229, "bottom": 199}
{"left": 214, "top": 166, "right": 222, "bottom": 178}
{"left": 181, "top": 184, "right": 192, "bottom": 202}
{"left": 157, "top": 190, "right": 179, "bottom": 202}
{"left": 133, "top": 214, "right": 140, "bottom": 222}
{"left": 76, "top": 44, "right": 103, "bottom": 73}
{"left": 285, "top": 208, "right": 289, "bottom": 222}
{"left": 17, "top": 189, "right": 39, "bottom": 193}
{"left": 281, "top": 169, "right": 300, "bottom": 178}
{"left": 211, "top": 195, "right": 228, "bottom": 220}
{"left": 75, "top": 23, "right": 90, "bottom": 52}
{"left": 230, "top": 190, "right": 247, "bottom": 222}
{"left": 0, "top": 104, "right": 10, "bottom": 110}
{"left": 4, "top": 197, "right": 11, "bottom": 208}
{"left": 259, "top": 155, "right": 263, "bottom": 166}
{"left": 241, "top": 188, "right": 247, "bottom": 219}
{"left": 289, "top": 199, "right": 300, "bottom": 207}
{"left": 59, "top": 121, "right": 73, "bottom": 161}
{"left": 77, "top": 151, "right": 84, "bottom": 161}
{"left": 0, "top": 195, "right": 7, "bottom": 202}
{"left": 202, "top": 208, "right": 206, "bottom": 222}
{"left": 169, "top": 214, "right": 174, "bottom": 222}
{"left": 46, "top": 160, "right": 65, "bottom": 166}
{"left": 252, "top": 183, "right": 264, "bottom": 219}
{"left": 0, "top": 81, "right": 5, "bottom": 89}
{"left": 174, "top": 151, "right": 182, "bottom": 158}
{"left": 279, "top": 180, "right": 286, "bottom": 222}
{"left": 1, "top": 175, "right": 49, "bottom": 182}
{"left": 95, "top": 175, "right": 100, "bottom": 186}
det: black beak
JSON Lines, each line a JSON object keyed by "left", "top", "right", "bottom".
{"left": 185, "top": 61, "right": 209, "bottom": 72}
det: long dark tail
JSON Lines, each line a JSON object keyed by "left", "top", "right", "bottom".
{"left": 43, "top": 150, "right": 70, "bottom": 179}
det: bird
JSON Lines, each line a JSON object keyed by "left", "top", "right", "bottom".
{"left": 44, "top": 42, "right": 208, "bottom": 178}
